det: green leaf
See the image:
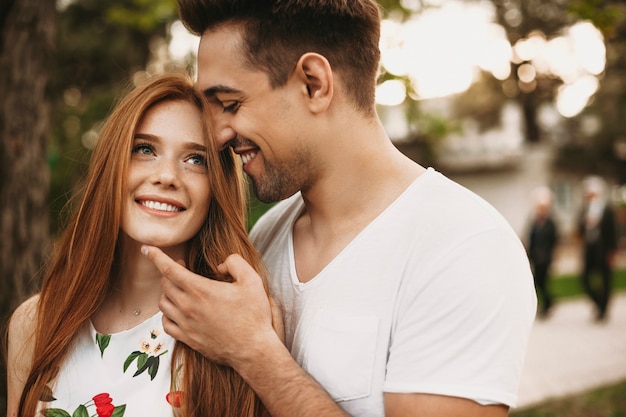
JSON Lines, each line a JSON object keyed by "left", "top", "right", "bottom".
{"left": 148, "top": 356, "right": 160, "bottom": 380}
{"left": 136, "top": 352, "right": 148, "bottom": 369}
{"left": 111, "top": 404, "right": 126, "bottom": 417}
{"left": 133, "top": 355, "right": 154, "bottom": 378}
{"left": 96, "top": 334, "right": 111, "bottom": 358}
{"left": 72, "top": 404, "right": 89, "bottom": 417}
{"left": 42, "top": 408, "right": 71, "bottom": 417}
{"left": 123, "top": 351, "right": 142, "bottom": 372}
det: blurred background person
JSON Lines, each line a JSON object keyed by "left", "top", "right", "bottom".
{"left": 526, "top": 186, "right": 559, "bottom": 319}
{"left": 578, "top": 175, "right": 618, "bottom": 322}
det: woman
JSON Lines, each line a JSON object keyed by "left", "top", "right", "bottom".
{"left": 7, "top": 73, "right": 280, "bottom": 417}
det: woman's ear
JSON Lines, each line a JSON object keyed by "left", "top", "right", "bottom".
{"left": 293, "top": 52, "right": 333, "bottom": 113}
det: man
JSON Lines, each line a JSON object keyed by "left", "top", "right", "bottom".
{"left": 579, "top": 175, "right": 617, "bottom": 321}
{"left": 527, "top": 186, "right": 559, "bottom": 318}
{"left": 143, "top": 1, "right": 537, "bottom": 416}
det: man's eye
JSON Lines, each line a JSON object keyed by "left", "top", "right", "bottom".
{"left": 223, "top": 101, "right": 240, "bottom": 113}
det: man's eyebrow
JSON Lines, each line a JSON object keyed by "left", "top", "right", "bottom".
{"left": 202, "top": 85, "right": 241, "bottom": 98}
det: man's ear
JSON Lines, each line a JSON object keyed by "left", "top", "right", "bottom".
{"left": 294, "top": 52, "right": 333, "bottom": 113}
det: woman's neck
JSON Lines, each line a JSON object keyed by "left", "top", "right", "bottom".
{"left": 91, "top": 242, "right": 186, "bottom": 334}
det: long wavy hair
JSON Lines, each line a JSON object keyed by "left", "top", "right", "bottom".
{"left": 17, "top": 73, "right": 272, "bottom": 417}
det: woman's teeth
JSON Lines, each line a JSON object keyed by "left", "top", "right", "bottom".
{"left": 141, "top": 201, "right": 181, "bottom": 212}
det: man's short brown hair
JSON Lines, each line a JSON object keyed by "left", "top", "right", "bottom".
{"left": 178, "top": 0, "right": 381, "bottom": 115}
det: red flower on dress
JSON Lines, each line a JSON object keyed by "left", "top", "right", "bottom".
{"left": 92, "top": 393, "right": 113, "bottom": 406}
{"left": 92, "top": 393, "right": 115, "bottom": 417}
{"left": 41, "top": 391, "right": 126, "bottom": 417}
{"left": 96, "top": 403, "right": 116, "bottom": 417}
{"left": 166, "top": 391, "right": 183, "bottom": 408}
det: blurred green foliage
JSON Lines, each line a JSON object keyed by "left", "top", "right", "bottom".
{"left": 106, "top": 0, "right": 177, "bottom": 32}
{"left": 549, "top": 268, "right": 626, "bottom": 301}
{"left": 510, "top": 378, "right": 626, "bottom": 417}
{"left": 247, "top": 195, "right": 276, "bottom": 231}
{"left": 570, "top": 0, "right": 623, "bottom": 38}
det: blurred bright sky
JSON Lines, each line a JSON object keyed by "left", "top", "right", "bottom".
{"left": 169, "top": 0, "right": 606, "bottom": 118}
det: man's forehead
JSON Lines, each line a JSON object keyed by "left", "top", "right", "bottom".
{"left": 195, "top": 59, "right": 248, "bottom": 96}
{"left": 196, "top": 30, "right": 246, "bottom": 90}
{"left": 198, "top": 24, "right": 244, "bottom": 58}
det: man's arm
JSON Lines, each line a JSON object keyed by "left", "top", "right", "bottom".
{"left": 385, "top": 393, "right": 509, "bottom": 417}
{"left": 145, "top": 246, "right": 513, "bottom": 417}
{"left": 143, "top": 246, "right": 349, "bottom": 417}
{"left": 233, "top": 334, "right": 350, "bottom": 416}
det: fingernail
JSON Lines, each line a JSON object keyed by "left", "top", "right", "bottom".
{"left": 141, "top": 245, "right": 149, "bottom": 256}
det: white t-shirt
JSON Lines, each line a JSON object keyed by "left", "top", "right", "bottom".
{"left": 251, "top": 168, "right": 537, "bottom": 416}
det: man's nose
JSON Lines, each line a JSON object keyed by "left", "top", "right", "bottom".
{"left": 210, "top": 111, "right": 237, "bottom": 150}
{"left": 214, "top": 126, "right": 237, "bottom": 150}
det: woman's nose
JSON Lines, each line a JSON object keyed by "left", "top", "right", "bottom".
{"left": 153, "top": 157, "right": 181, "bottom": 188}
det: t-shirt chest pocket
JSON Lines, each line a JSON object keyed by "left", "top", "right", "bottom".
{"left": 301, "top": 309, "right": 380, "bottom": 402}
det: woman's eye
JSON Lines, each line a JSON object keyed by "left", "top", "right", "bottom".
{"left": 132, "top": 143, "right": 154, "bottom": 155}
{"left": 187, "top": 154, "right": 207, "bottom": 167}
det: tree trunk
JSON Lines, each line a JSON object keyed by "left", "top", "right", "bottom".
{"left": 0, "top": 0, "right": 56, "bottom": 412}
{"left": 521, "top": 93, "right": 541, "bottom": 143}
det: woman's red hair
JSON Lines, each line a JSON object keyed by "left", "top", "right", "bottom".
{"left": 17, "top": 73, "right": 272, "bottom": 417}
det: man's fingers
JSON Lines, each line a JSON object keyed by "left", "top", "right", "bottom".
{"left": 161, "top": 308, "right": 184, "bottom": 340}
{"left": 142, "top": 245, "right": 190, "bottom": 284}
{"left": 143, "top": 245, "right": 195, "bottom": 321}
{"left": 217, "top": 254, "right": 260, "bottom": 284}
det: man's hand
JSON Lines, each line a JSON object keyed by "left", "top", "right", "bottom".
{"left": 143, "top": 246, "right": 349, "bottom": 417}
{"left": 141, "top": 245, "right": 277, "bottom": 367}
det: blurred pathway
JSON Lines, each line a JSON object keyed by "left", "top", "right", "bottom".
{"left": 516, "top": 292, "right": 626, "bottom": 409}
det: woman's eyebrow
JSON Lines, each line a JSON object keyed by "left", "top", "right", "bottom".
{"left": 134, "top": 133, "right": 158, "bottom": 141}
{"left": 134, "top": 134, "right": 207, "bottom": 152}
{"left": 184, "top": 142, "right": 208, "bottom": 152}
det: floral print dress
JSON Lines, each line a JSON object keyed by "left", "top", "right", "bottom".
{"left": 38, "top": 311, "right": 178, "bottom": 417}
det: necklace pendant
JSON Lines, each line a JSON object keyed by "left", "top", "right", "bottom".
{"left": 132, "top": 308, "right": 141, "bottom": 316}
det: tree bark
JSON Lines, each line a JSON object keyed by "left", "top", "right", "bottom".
{"left": 0, "top": 0, "right": 56, "bottom": 412}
